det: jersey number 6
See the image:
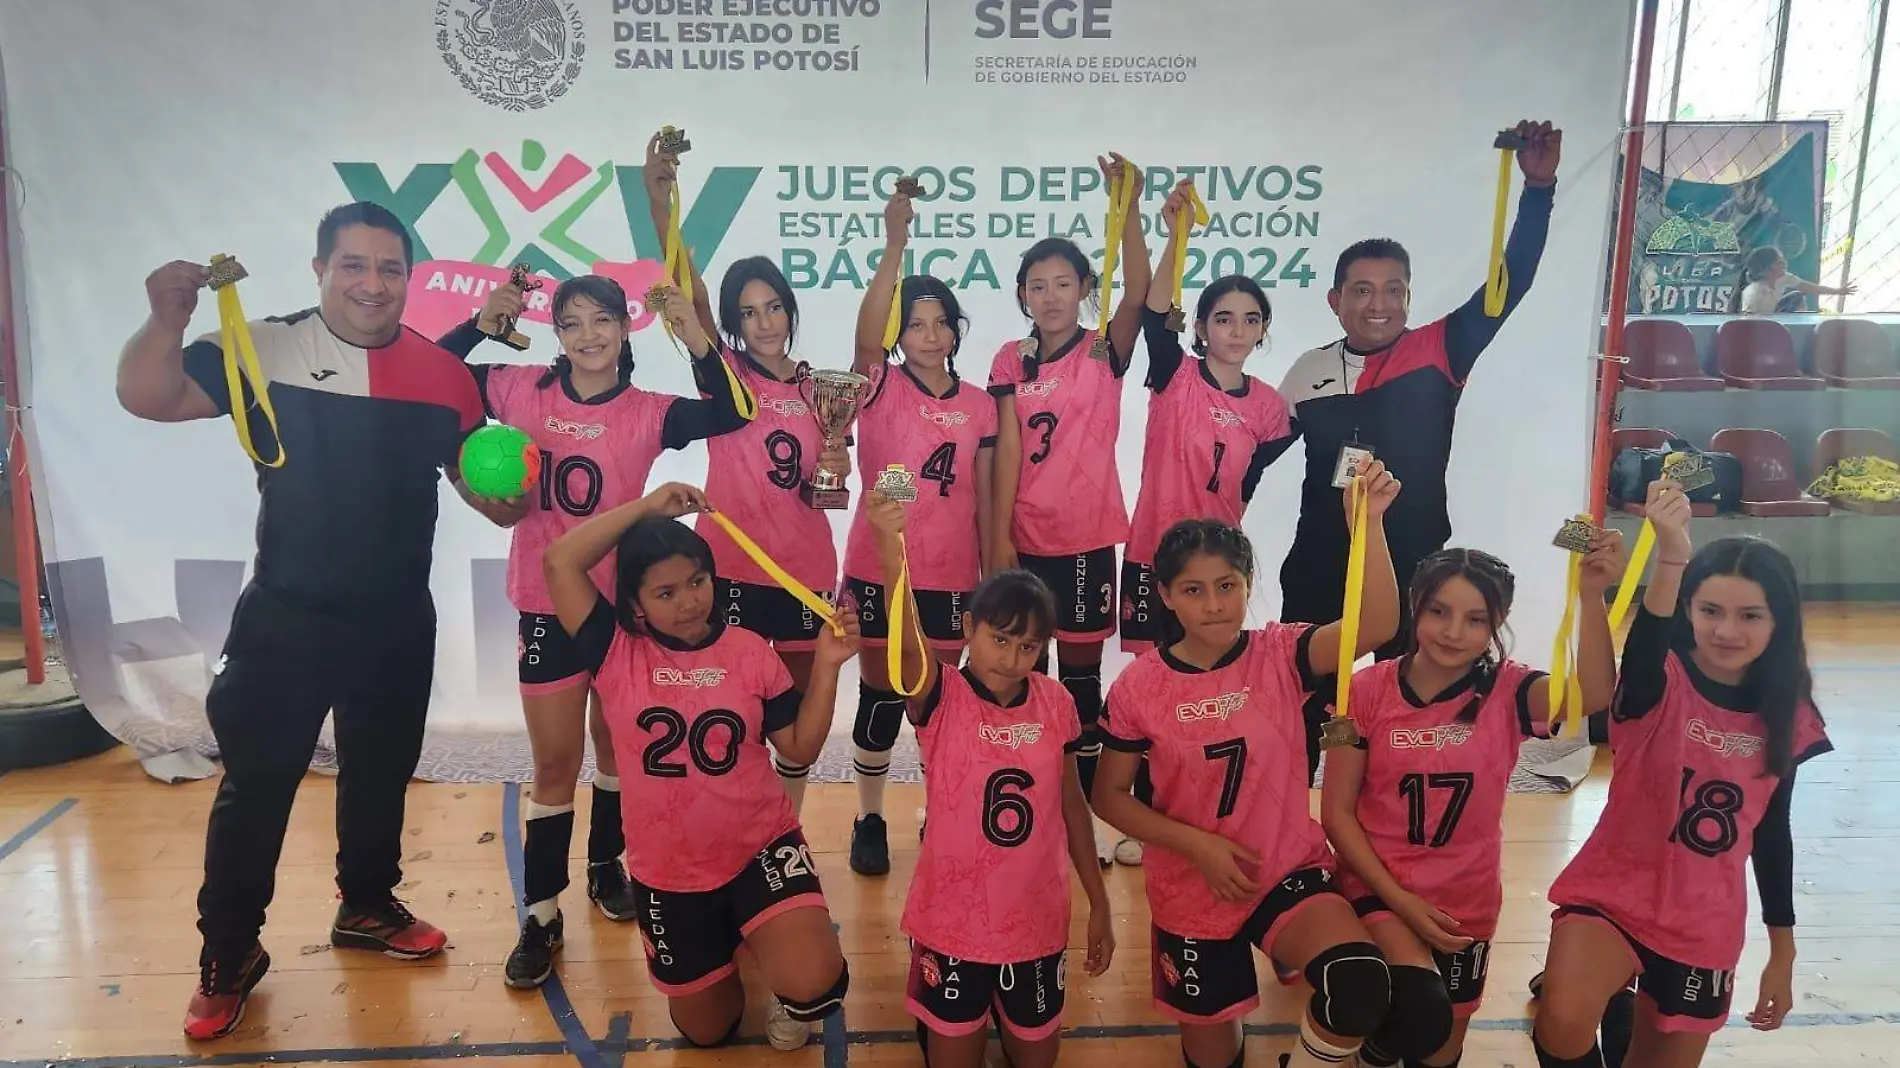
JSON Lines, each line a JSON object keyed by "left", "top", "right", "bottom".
{"left": 983, "top": 768, "right": 1035, "bottom": 847}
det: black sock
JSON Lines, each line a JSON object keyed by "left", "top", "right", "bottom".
{"left": 522, "top": 807, "right": 575, "bottom": 907}
{"left": 587, "top": 781, "right": 623, "bottom": 866}
{"left": 1601, "top": 987, "right": 1635, "bottom": 1068}
{"left": 1532, "top": 1034, "right": 1603, "bottom": 1068}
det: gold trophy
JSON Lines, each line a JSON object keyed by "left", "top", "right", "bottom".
{"left": 797, "top": 369, "right": 870, "bottom": 510}
{"left": 493, "top": 263, "right": 544, "bottom": 351}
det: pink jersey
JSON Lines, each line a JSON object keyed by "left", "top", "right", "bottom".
{"left": 1125, "top": 364, "right": 1291, "bottom": 568}
{"left": 988, "top": 331, "right": 1129, "bottom": 555}
{"left": 695, "top": 350, "right": 840, "bottom": 590}
{"left": 1549, "top": 653, "right": 1830, "bottom": 969}
{"left": 843, "top": 364, "right": 999, "bottom": 592}
{"left": 1334, "top": 658, "right": 1546, "bottom": 941}
{"left": 904, "top": 669, "right": 1084, "bottom": 962}
{"left": 593, "top": 618, "right": 800, "bottom": 892}
{"left": 479, "top": 364, "right": 671, "bottom": 613}
{"left": 1102, "top": 625, "right": 1333, "bottom": 939}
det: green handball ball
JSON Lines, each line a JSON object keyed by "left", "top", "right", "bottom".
{"left": 459, "top": 424, "right": 541, "bottom": 500}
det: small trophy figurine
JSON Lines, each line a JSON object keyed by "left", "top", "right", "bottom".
{"left": 494, "top": 263, "right": 543, "bottom": 352}
{"left": 659, "top": 125, "right": 692, "bottom": 156}
{"left": 1551, "top": 516, "right": 1600, "bottom": 554}
{"left": 873, "top": 464, "right": 918, "bottom": 503}
{"left": 1495, "top": 128, "right": 1531, "bottom": 151}
{"left": 895, "top": 176, "right": 923, "bottom": 198}
{"left": 798, "top": 369, "right": 870, "bottom": 510}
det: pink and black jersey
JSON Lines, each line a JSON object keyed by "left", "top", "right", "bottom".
{"left": 1548, "top": 609, "right": 1832, "bottom": 969}
{"left": 1336, "top": 657, "right": 1548, "bottom": 940}
{"left": 692, "top": 350, "right": 840, "bottom": 591}
{"left": 573, "top": 601, "right": 803, "bottom": 892}
{"left": 904, "top": 668, "right": 1085, "bottom": 963}
{"left": 1126, "top": 311, "right": 1292, "bottom": 568}
{"left": 843, "top": 364, "right": 999, "bottom": 593}
{"left": 1101, "top": 625, "right": 1333, "bottom": 938}
{"left": 987, "top": 330, "right": 1129, "bottom": 555}
{"left": 476, "top": 364, "right": 672, "bottom": 614}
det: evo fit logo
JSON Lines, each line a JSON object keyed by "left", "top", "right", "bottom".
{"left": 1389, "top": 724, "right": 1474, "bottom": 750}
{"left": 333, "top": 140, "right": 760, "bottom": 334}
{"left": 653, "top": 667, "right": 729, "bottom": 688}
{"left": 1177, "top": 690, "right": 1248, "bottom": 722}
{"left": 1686, "top": 718, "right": 1764, "bottom": 759}
{"left": 979, "top": 723, "right": 1045, "bottom": 749}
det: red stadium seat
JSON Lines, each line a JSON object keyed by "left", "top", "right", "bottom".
{"left": 1715, "top": 320, "right": 1824, "bottom": 390}
{"left": 1709, "top": 428, "right": 1830, "bottom": 517}
{"left": 1622, "top": 320, "right": 1722, "bottom": 391}
{"left": 1608, "top": 428, "right": 1717, "bottom": 516}
{"left": 1812, "top": 319, "right": 1900, "bottom": 389}
{"left": 1810, "top": 428, "right": 1900, "bottom": 515}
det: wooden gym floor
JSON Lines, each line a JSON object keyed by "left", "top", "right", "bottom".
{"left": 2, "top": 606, "right": 1897, "bottom": 1067}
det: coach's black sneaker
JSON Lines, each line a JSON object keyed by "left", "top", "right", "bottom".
{"left": 183, "top": 943, "right": 270, "bottom": 1040}
{"left": 504, "top": 913, "right": 564, "bottom": 989}
{"left": 586, "top": 860, "right": 639, "bottom": 922}
{"left": 331, "top": 897, "right": 448, "bottom": 960}
{"left": 851, "top": 814, "right": 891, "bottom": 875}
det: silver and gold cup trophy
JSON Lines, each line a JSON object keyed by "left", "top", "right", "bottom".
{"left": 797, "top": 369, "right": 870, "bottom": 509}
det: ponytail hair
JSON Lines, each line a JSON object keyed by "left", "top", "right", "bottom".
{"left": 1730, "top": 246, "right": 1783, "bottom": 315}
{"left": 537, "top": 274, "right": 636, "bottom": 390}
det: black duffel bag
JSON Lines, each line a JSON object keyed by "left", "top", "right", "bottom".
{"left": 1609, "top": 436, "right": 1743, "bottom": 514}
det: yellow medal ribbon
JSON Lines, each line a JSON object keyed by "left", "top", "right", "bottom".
{"left": 211, "top": 255, "right": 285, "bottom": 468}
{"left": 882, "top": 274, "right": 905, "bottom": 353}
{"left": 1546, "top": 538, "right": 1587, "bottom": 736}
{"left": 1098, "top": 159, "right": 1141, "bottom": 330}
{"left": 1605, "top": 519, "right": 1656, "bottom": 632}
{"left": 885, "top": 540, "right": 931, "bottom": 698}
{"left": 700, "top": 509, "right": 839, "bottom": 635}
{"left": 1169, "top": 183, "right": 1211, "bottom": 314}
{"left": 1483, "top": 147, "right": 1515, "bottom": 318}
{"left": 1332, "top": 478, "right": 1370, "bottom": 725}
{"left": 653, "top": 193, "right": 755, "bottom": 420}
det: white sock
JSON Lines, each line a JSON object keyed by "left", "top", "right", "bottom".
{"left": 593, "top": 774, "right": 620, "bottom": 793}
{"left": 524, "top": 798, "right": 575, "bottom": 821}
{"left": 527, "top": 896, "right": 560, "bottom": 925}
{"left": 1285, "top": 1016, "right": 1360, "bottom": 1068}
{"left": 854, "top": 745, "right": 890, "bottom": 815}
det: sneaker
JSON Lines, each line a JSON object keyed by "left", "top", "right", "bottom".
{"left": 504, "top": 913, "right": 564, "bottom": 989}
{"left": 851, "top": 814, "right": 891, "bottom": 876}
{"left": 1528, "top": 969, "right": 1545, "bottom": 998}
{"left": 331, "top": 898, "right": 448, "bottom": 960}
{"left": 1113, "top": 837, "right": 1145, "bottom": 866}
{"left": 765, "top": 1004, "right": 811, "bottom": 1051}
{"left": 587, "top": 860, "right": 639, "bottom": 922}
{"left": 183, "top": 943, "right": 270, "bottom": 1040}
{"left": 1092, "top": 820, "right": 1115, "bottom": 868}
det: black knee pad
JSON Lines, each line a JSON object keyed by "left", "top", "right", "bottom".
{"left": 672, "top": 1008, "right": 743, "bottom": 1049}
{"left": 521, "top": 808, "right": 575, "bottom": 905}
{"left": 1532, "top": 1031, "right": 1604, "bottom": 1068}
{"left": 851, "top": 684, "right": 905, "bottom": 753}
{"left": 1303, "top": 941, "right": 1391, "bottom": 1039}
{"left": 1600, "top": 987, "right": 1635, "bottom": 1068}
{"left": 1058, "top": 666, "right": 1103, "bottom": 723}
{"left": 778, "top": 960, "right": 849, "bottom": 1022}
{"left": 1369, "top": 966, "right": 1452, "bottom": 1061}
{"left": 1404, "top": 1058, "right": 1460, "bottom": 1068}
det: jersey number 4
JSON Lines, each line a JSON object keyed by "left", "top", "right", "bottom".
{"left": 922, "top": 442, "right": 958, "bottom": 497}
{"left": 637, "top": 707, "right": 746, "bottom": 778}
{"left": 1400, "top": 772, "right": 1474, "bottom": 847}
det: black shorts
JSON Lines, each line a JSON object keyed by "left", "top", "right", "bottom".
{"left": 1352, "top": 895, "right": 1492, "bottom": 1014}
{"left": 631, "top": 828, "right": 829, "bottom": 996}
{"left": 518, "top": 612, "right": 591, "bottom": 692}
{"left": 1553, "top": 906, "right": 1734, "bottom": 1035}
{"left": 717, "top": 577, "right": 831, "bottom": 652}
{"left": 1118, "top": 560, "right": 1179, "bottom": 650}
{"left": 907, "top": 942, "right": 1067, "bottom": 1041}
{"left": 1018, "top": 546, "right": 1117, "bottom": 642}
{"left": 843, "top": 575, "right": 967, "bottom": 649}
{"left": 1152, "top": 866, "right": 1341, "bottom": 1023}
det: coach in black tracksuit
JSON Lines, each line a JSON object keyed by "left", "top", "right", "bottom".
{"left": 1242, "top": 120, "right": 1562, "bottom": 774}
{"left": 116, "top": 202, "right": 516, "bottom": 1041}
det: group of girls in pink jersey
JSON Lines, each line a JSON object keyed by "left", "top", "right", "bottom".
{"left": 442, "top": 127, "right": 1829, "bottom": 1068}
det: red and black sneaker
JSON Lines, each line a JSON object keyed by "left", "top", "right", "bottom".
{"left": 183, "top": 943, "right": 270, "bottom": 1040}
{"left": 330, "top": 898, "right": 448, "bottom": 960}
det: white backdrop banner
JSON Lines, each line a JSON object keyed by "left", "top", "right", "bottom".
{"left": 0, "top": 0, "right": 1632, "bottom": 780}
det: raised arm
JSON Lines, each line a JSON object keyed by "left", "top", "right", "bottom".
{"left": 652, "top": 284, "right": 754, "bottom": 450}
{"left": 643, "top": 131, "right": 721, "bottom": 346}
{"left": 855, "top": 192, "right": 914, "bottom": 377}
{"left": 1442, "top": 120, "right": 1560, "bottom": 381}
{"left": 1101, "top": 153, "right": 1153, "bottom": 373}
{"left": 541, "top": 482, "right": 707, "bottom": 637}
{"left": 1140, "top": 180, "right": 1195, "bottom": 392}
{"left": 1304, "top": 460, "right": 1403, "bottom": 676}
{"left": 118, "top": 261, "right": 222, "bottom": 422}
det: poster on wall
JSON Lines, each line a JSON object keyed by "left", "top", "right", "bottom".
{"left": 1627, "top": 121, "right": 1827, "bottom": 316}
{"left": 0, "top": 0, "right": 1631, "bottom": 780}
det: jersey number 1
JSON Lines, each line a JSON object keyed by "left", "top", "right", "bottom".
{"left": 1399, "top": 772, "right": 1474, "bottom": 847}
